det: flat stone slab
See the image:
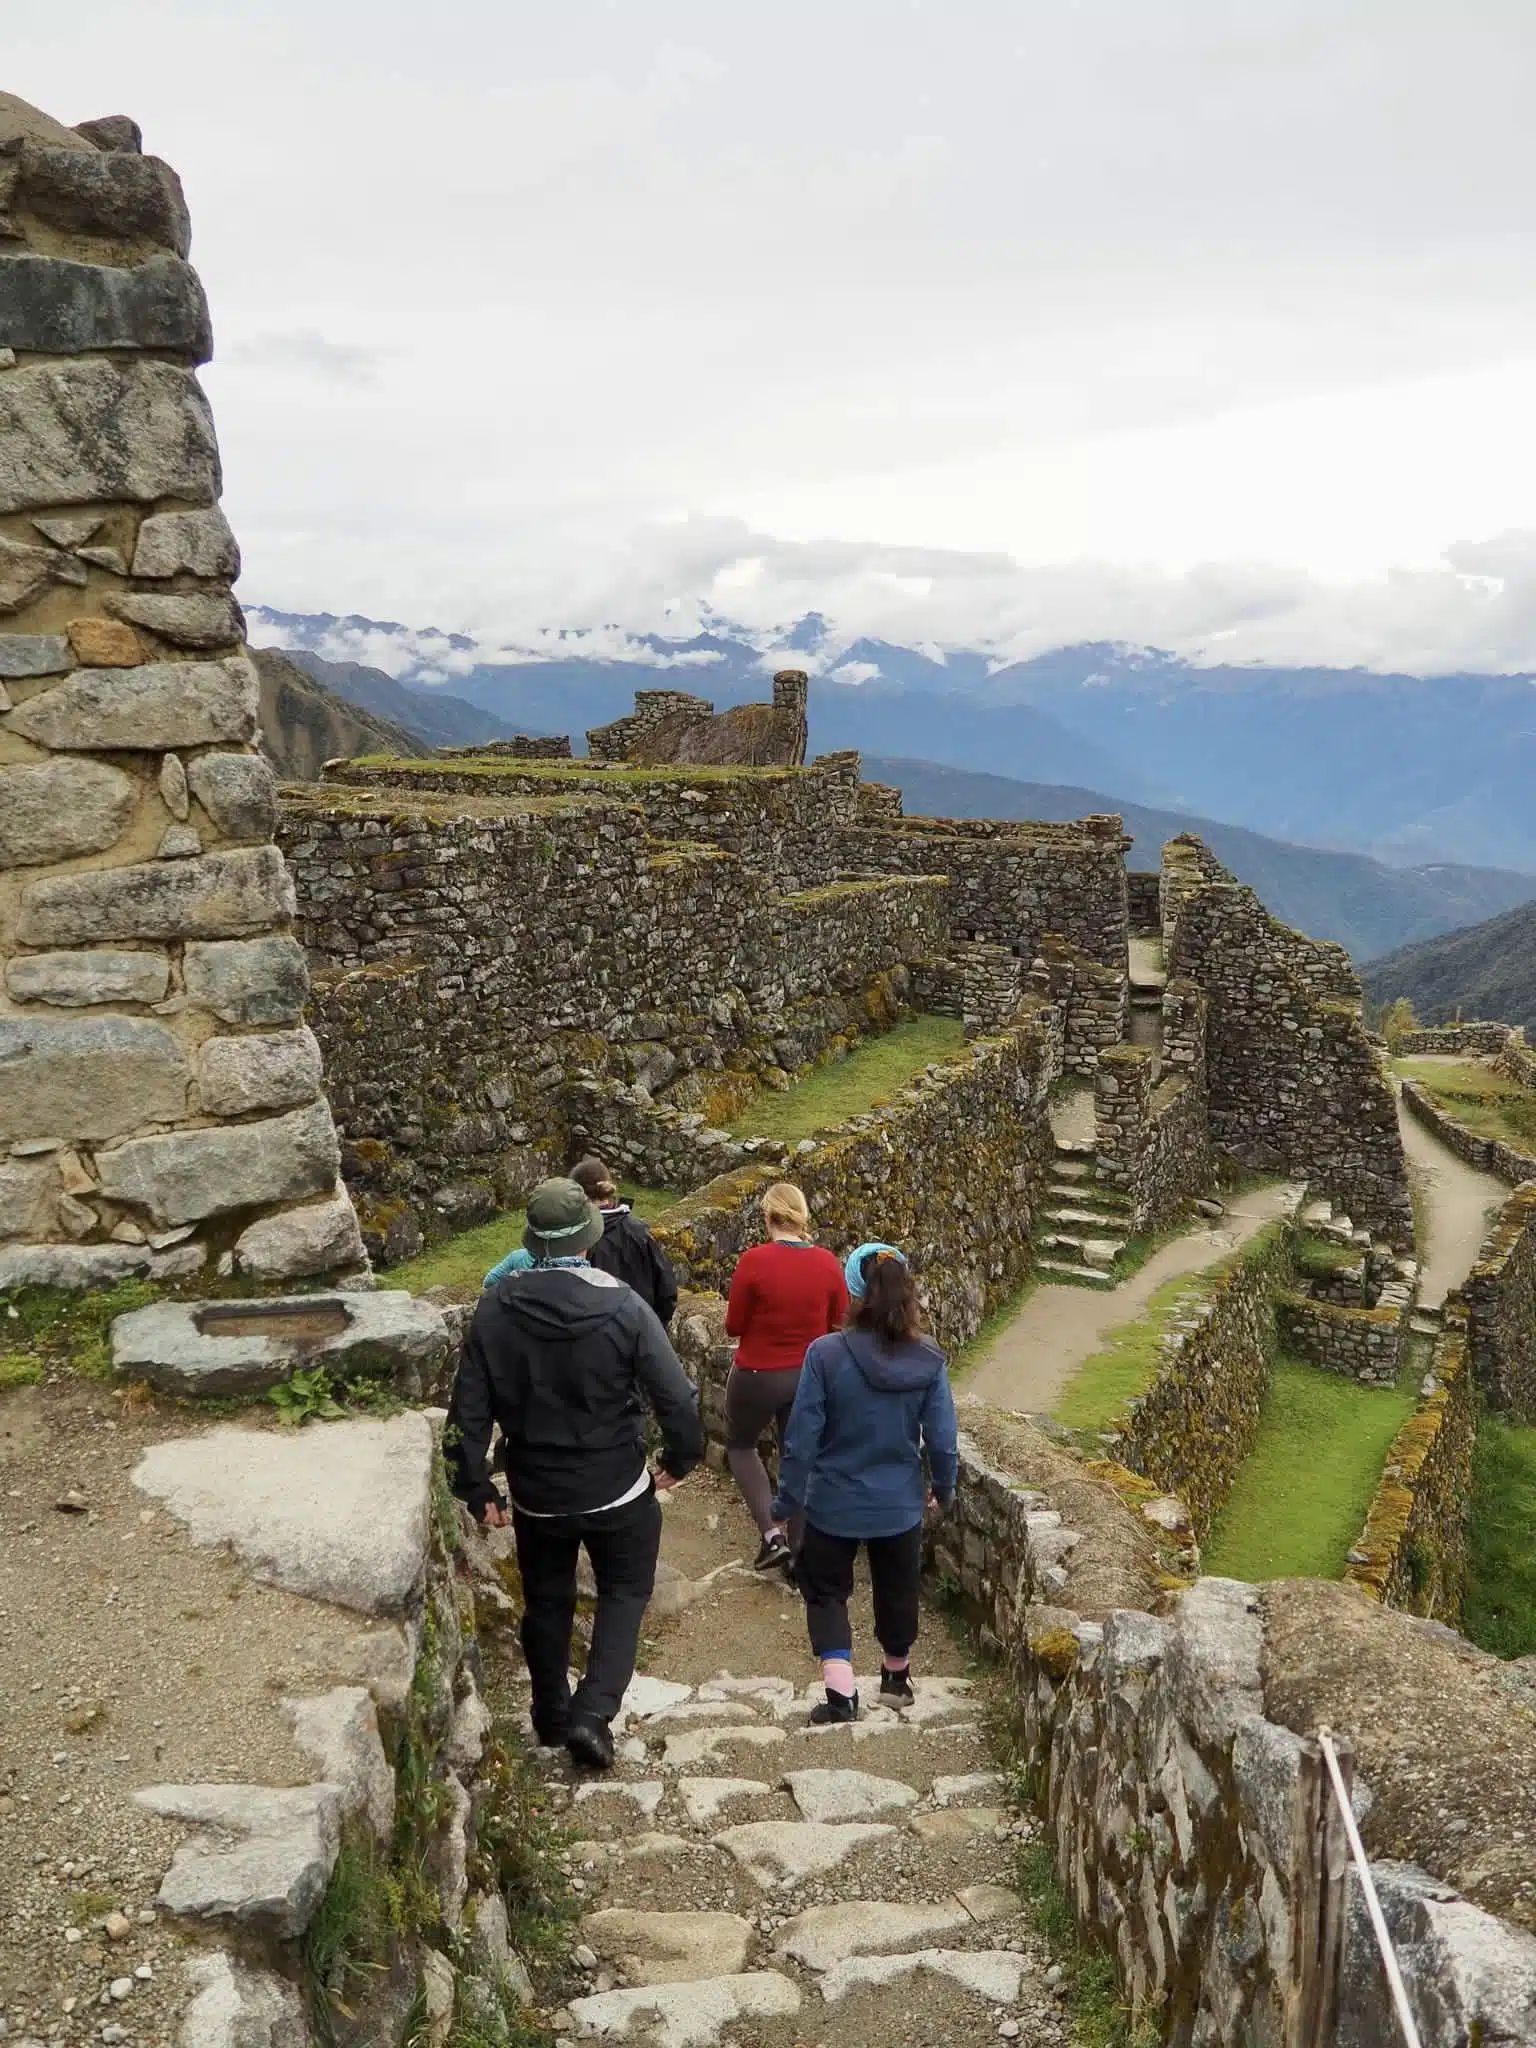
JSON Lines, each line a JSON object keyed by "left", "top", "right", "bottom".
{"left": 281, "top": 1688, "right": 394, "bottom": 1842}
{"left": 642, "top": 1700, "right": 759, "bottom": 1728}
{"left": 677, "top": 1778, "right": 774, "bottom": 1828}
{"left": 782, "top": 1769, "right": 920, "bottom": 1824}
{"left": 112, "top": 1290, "right": 448, "bottom": 1398}
{"left": 111, "top": 1286, "right": 448, "bottom": 1400}
{"left": 909, "top": 1807, "right": 1002, "bottom": 1844}
{"left": 132, "top": 1412, "right": 434, "bottom": 1615}
{"left": 662, "top": 1725, "right": 785, "bottom": 1770}
{"left": 819, "top": 1947, "right": 1029, "bottom": 2006}
{"left": 617, "top": 1676, "right": 693, "bottom": 1726}
{"left": 178, "top": 1950, "right": 310, "bottom": 2048}
{"left": 697, "top": 1676, "right": 796, "bottom": 1707}
{"left": 777, "top": 1897, "right": 971, "bottom": 1970}
{"left": 567, "top": 1971, "right": 800, "bottom": 2046}
{"left": 581, "top": 1907, "right": 754, "bottom": 1985}
{"left": 134, "top": 1782, "right": 341, "bottom": 1940}
{"left": 713, "top": 1820, "right": 895, "bottom": 1889}
{"left": 931, "top": 1772, "right": 1005, "bottom": 1806}
{"left": 574, "top": 1780, "right": 665, "bottom": 1823}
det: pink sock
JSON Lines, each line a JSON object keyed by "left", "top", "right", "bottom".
{"left": 821, "top": 1655, "right": 856, "bottom": 1696}
{"left": 882, "top": 1655, "right": 910, "bottom": 1673}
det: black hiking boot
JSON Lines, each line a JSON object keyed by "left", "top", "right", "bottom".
{"left": 753, "top": 1532, "right": 792, "bottom": 1574}
{"left": 808, "top": 1688, "right": 859, "bottom": 1725}
{"left": 565, "top": 1715, "right": 615, "bottom": 1771}
{"left": 879, "top": 1666, "right": 916, "bottom": 1707}
{"left": 531, "top": 1712, "right": 570, "bottom": 1749}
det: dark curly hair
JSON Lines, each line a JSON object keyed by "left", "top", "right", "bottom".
{"left": 850, "top": 1252, "right": 922, "bottom": 1346}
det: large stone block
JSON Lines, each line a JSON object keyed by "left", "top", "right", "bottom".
{"left": 106, "top": 591, "right": 243, "bottom": 650}
{"left": 0, "top": 535, "right": 83, "bottom": 612}
{"left": 0, "top": 758, "right": 137, "bottom": 868}
{"left": 0, "top": 358, "right": 218, "bottom": 515}
{"left": 113, "top": 1290, "right": 447, "bottom": 1401}
{"left": 19, "top": 141, "right": 191, "bottom": 255}
{"left": 95, "top": 1098, "right": 340, "bottom": 1224}
{"left": 18, "top": 845, "right": 294, "bottom": 947}
{"left": 0, "top": 253, "right": 211, "bottom": 359}
{"left": 0, "top": 1157, "right": 58, "bottom": 1240}
{"left": 196, "top": 1026, "right": 323, "bottom": 1116}
{"left": 131, "top": 506, "right": 240, "bottom": 580}
{"left": 4, "top": 947, "right": 171, "bottom": 1007}
{"left": 0, "top": 1013, "right": 189, "bottom": 1143}
{"left": 186, "top": 750, "right": 277, "bottom": 841}
{"left": 183, "top": 934, "right": 309, "bottom": 1024}
{"left": 0, "top": 633, "right": 71, "bottom": 679}
{"left": 4, "top": 655, "right": 257, "bottom": 751}
{"left": 234, "top": 1187, "right": 368, "bottom": 1279}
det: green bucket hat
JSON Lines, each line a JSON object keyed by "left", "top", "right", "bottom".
{"left": 522, "top": 1176, "right": 604, "bottom": 1260}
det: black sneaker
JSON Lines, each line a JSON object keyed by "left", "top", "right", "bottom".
{"left": 753, "top": 1532, "right": 792, "bottom": 1573}
{"left": 808, "top": 1689, "right": 859, "bottom": 1725}
{"left": 565, "top": 1715, "right": 615, "bottom": 1771}
{"left": 879, "top": 1667, "right": 915, "bottom": 1707}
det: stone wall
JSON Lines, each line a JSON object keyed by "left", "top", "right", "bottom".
{"left": 586, "top": 672, "right": 809, "bottom": 768}
{"left": 1092, "top": 979, "right": 1210, "bottom": 1227}
{"left": 1399, "top": 1075, "right": 1536, "bottom": 1187}
{"left": 1126, "top": 869, "right": 1160, "bottom": 932}
{"left": 1276, "top": 1291, "right": 1406, "bottom": 1388}
{"left": 280, "top": 784, "right": 949, "bottom": 1253}
{"left": 1461, "top": 1182, "right": 1536, "bottom": 1419}
{"left": 0, "top": 95, "right": 361, "bottom": 1289}
{"left": 1108, "top": 1220, "right": 1292, "bottom": 1539}
{"left": 1344, "top": 1302, "right": 1474, "bottom": 1618}
{"left": 1168, "top": 847, "right": 1412, "bottom": 1246}
{"left": 1397, "top": 1021, "right": 1512, "bottom": 1055}
{"left": 928, "top": 1408, "right": 1536, "bottom": 2045}
{"left": 1039, "top": 936, "right": 1127, "bottom": 1074}
{"left": 653, "top": 1003, "right": 1061, "bottom": 1350}
{"left": 1495, "top": 1030, "right": 1536, "bottom": 1089}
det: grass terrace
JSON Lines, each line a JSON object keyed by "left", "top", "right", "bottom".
{"left": 1202, "top": 1357, "right": 1418, "bottom": 1581}
{"left": 339, "top": 755, "right": 798, "bottom": 785}
{"left": 1464, "top": 1420, "right": 1536, "bottom": 1659}
{"left": 1392, "top": 1056, "right": 1536, "bottom": 1153}
{"left": 726, "top": 1015, "right": 967, "bottom": 1143}
{"left": 390, "top": 1185, "right": 679, "bottom": 1298}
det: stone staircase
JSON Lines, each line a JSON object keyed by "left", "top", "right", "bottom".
{"left": 1034, "top": 1143, "right": 1131, "bottom": 1289}
{"left": 528, "top": 1666, "right": 1062, "bottom": 2044}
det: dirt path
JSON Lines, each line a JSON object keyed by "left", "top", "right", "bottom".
{"left": 1396, "top": 1094, "right": 1506, "bottom": 1308}
{"left": 960, "top": 1181, "right": 1299, "bottom": 1415}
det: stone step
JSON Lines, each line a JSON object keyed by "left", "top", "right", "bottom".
{"left": 1033, "top": 1257, "right": 1116, "bottom": 1288}
{"left": 776, "top": 1884, "right": 1020, "bottom": 1969}
{"left": 568, "top": 1970, "right": 801, "bottom": 2043}
{"left": 821, "top": 1946, "right": 1032, "bottom": 2007}
{"left": 781, "top": 1768, "right": 919, "bottom": 1823}
{"left": 1054, "top": 1138, "right": 1095, "bottom": 1161}
{"left": 1047, "top": 1179, "right": 1128, "bottom": 1209}
{"left": 1052, "top": 1156, "right": 1088, "bottom": 1181}
{"left": 1040, "top": 1232, "right": 1125, "bottom": 1271}
{"left": 1045, "top": 1203, "right": 1130, "bottom": 1233}
{"left": 714, "top": 1819, "right": 899, "bottom": 1888}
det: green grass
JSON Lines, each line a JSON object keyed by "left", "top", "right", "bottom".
{"left": 0, "top": 1352, "right": 44, "bottom": 1389}
{"left": 1202, "top": 1358, "right": 1417, "bottom": 1581}
{"left": 1051, "top": 1270, "right": 1214, "bottom": 1429}
{"left": 727, "top": 1016, "right": 967, "bottom": 1142}
{"left": 1464, "top": 1420, "right": 1536, "bottom": 1658}
{"left": 1294, "top": 1233, "right": 1362, "bottom": 1282}
{"left": 1394, "top": 1057, "right": 1536, "bottom": 1152}
{"left": 388, "top": 1185, "right": 677, "bottom": 1297}
{"left": 0, "top": 1277, "right": 162, "bottom": 1385}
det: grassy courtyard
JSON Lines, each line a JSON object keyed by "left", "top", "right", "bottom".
{"left": 1393, "top": 1057, "right": 1536, "bottom": 1153}
{"left": 1464, "top": 1419, "right": 1536, "bottom": 1658}
{"left": 1201, "top": 1359, "right": 1417, "bottom": 1581}
{"left": 390, "top": 1185, "right": 677, "bottom": 1296}
{"left": 728, "top": 1016, "right": 967, "bottom": 1143}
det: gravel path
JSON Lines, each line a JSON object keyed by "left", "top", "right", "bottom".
{"left": 1396, "top": 1091, "right": 1506, "bottom": 1308}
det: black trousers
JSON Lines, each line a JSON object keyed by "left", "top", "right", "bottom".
{"left": 797, "top": 1519, "right": 923, "bottom": 1665}
{"left": 512, "top": 1484, "right": 662, "bottom": 1728}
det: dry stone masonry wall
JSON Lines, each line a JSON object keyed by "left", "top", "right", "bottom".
{"left": 1092, "top": 979, "right": 1209, "bottom": 1227}
{"left": 1461, "top": 1181, "right": 1536, "bottom": 1419}
{"left": 1399, "top": 1074, "right": 1536, "bottom": 1187}
{"left": 0, "top": 94, "right": 360, "bottom": 1288}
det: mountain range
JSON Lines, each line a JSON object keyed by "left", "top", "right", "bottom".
{"left": 1362, "top": 901, "right": 1536, "bottom": 1038}
{"left": 248, "top": 608, "right": 1536, "bottom": 872}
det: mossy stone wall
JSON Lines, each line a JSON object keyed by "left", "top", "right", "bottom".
{"left": 1462, "top": 1182, "right": 1536, "bottom": 1418}
{"left": 1400, "top": 1077, "right": 1536, "bottom": 1189}
{"left": 1276, "top": 1289, "right": 1406, "bottom": 1387}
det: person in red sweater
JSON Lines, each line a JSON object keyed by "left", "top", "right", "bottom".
{"left": 724, "top": 1182, "right": 848, "bottom": 1574}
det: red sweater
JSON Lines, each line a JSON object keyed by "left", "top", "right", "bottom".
{"left": 726, "top": 1240, "right": 849, "bottom": 1372}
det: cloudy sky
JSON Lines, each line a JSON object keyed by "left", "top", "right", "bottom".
{"left": 13, "top": 1, "right": 1536, "bottom": 669}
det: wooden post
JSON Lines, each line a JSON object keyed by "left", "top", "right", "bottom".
{"left": 1288, "top": 1735, "right": 1352, "bottom": 2047}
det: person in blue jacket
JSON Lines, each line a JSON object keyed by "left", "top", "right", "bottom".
{"left": 771, "top": 1241, "right": 959, "bottom": 1723}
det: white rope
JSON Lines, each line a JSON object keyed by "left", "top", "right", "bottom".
{"left": 1316, "top": 1725, "right": 1423, "bottom": 2048}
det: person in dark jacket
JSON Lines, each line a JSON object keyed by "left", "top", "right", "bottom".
{"left": 446, "top": 1176, "right": 703, "bottom": 1770}
{"left": 772, "top": 1241, "right": 958, "bottom": 1724}
{"left": 571, "top": 1156, "right": 679, "bottom": 1327}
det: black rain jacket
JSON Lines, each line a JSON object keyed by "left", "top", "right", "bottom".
{"left": 445, "top": 1264, "right": 703, "bottom": 1519}
{"left": 591, "top": 1205, "right": 679, "bottom": 1327}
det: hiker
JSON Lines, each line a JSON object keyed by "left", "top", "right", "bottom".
{"left": 569, "top": 1155, "right": 679, "bottom": 1326}
{"left": 723, "top": 1182, "right": 848, "bottom": 1575}
{"left": 771, "top": 1241, "right": 958, "bottom": 1723}
{"left": 445, "top": 1176, "right": 704, "bottom": 1770}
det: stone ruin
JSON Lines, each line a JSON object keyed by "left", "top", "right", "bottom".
{"left": 0, "top": 91, "right": 363, "bottom": 1288}
{"left": 587, "top": 668, "right": 809, "bottom": 766}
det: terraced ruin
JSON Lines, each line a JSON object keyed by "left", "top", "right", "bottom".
{"left": 6, "top": 87, "right": 1536, "bottom": 2048}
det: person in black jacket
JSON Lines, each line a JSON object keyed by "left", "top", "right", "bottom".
{"left": 445, "top": 1176, "right": 703, "bottom": 1770}
{"left": 571, "top": 1155, "right": 678, "bottom": 1326}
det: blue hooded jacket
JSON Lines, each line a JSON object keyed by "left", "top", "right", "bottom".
{"left": 772, "top": 1325, "right": 959, "bottom": 1539}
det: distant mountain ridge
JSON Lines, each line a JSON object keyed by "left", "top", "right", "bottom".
{"left": 247, "top": 607, "right": 1536, "bottom": 870}
{"left": 862, "top": 758, "right": 1536, "bottom": 962}
{"left": 1361, "top": 902, "right": 1536, "bottom": 1038}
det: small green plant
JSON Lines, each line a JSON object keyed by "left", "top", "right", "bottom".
{"left": 268, "top": 1367, "right": 347, "bottom": 1425}
{"left": 0, "top": 1352, "right": 43, "bottom": 1389}
{"left": 1014, "top": 1839, "right": 1145, "bottom": 2046}
{"left": 0, "top": 1276, "right": 160, "bottom": 1385}
{"left": 303, "top": 1824, "right": 394, "bottom": 2030}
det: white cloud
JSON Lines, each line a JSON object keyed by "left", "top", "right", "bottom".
{"left": 224, "top": 330, "right": 384, "bottom": 385}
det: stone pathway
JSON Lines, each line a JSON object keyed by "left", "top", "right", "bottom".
{"left": 518, "top": 1467, "right": 1072, "bottom": 2048}
{"left": 962, "top": 1179, "right": 1299, "bottom": 1413}
{"left": 1395, "top": 1089, "right": 1506, "bottom": 1309}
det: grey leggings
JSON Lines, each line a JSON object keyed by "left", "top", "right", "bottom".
{"left": 725, "top": 1364, "right": 801, "bottom": 1537}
